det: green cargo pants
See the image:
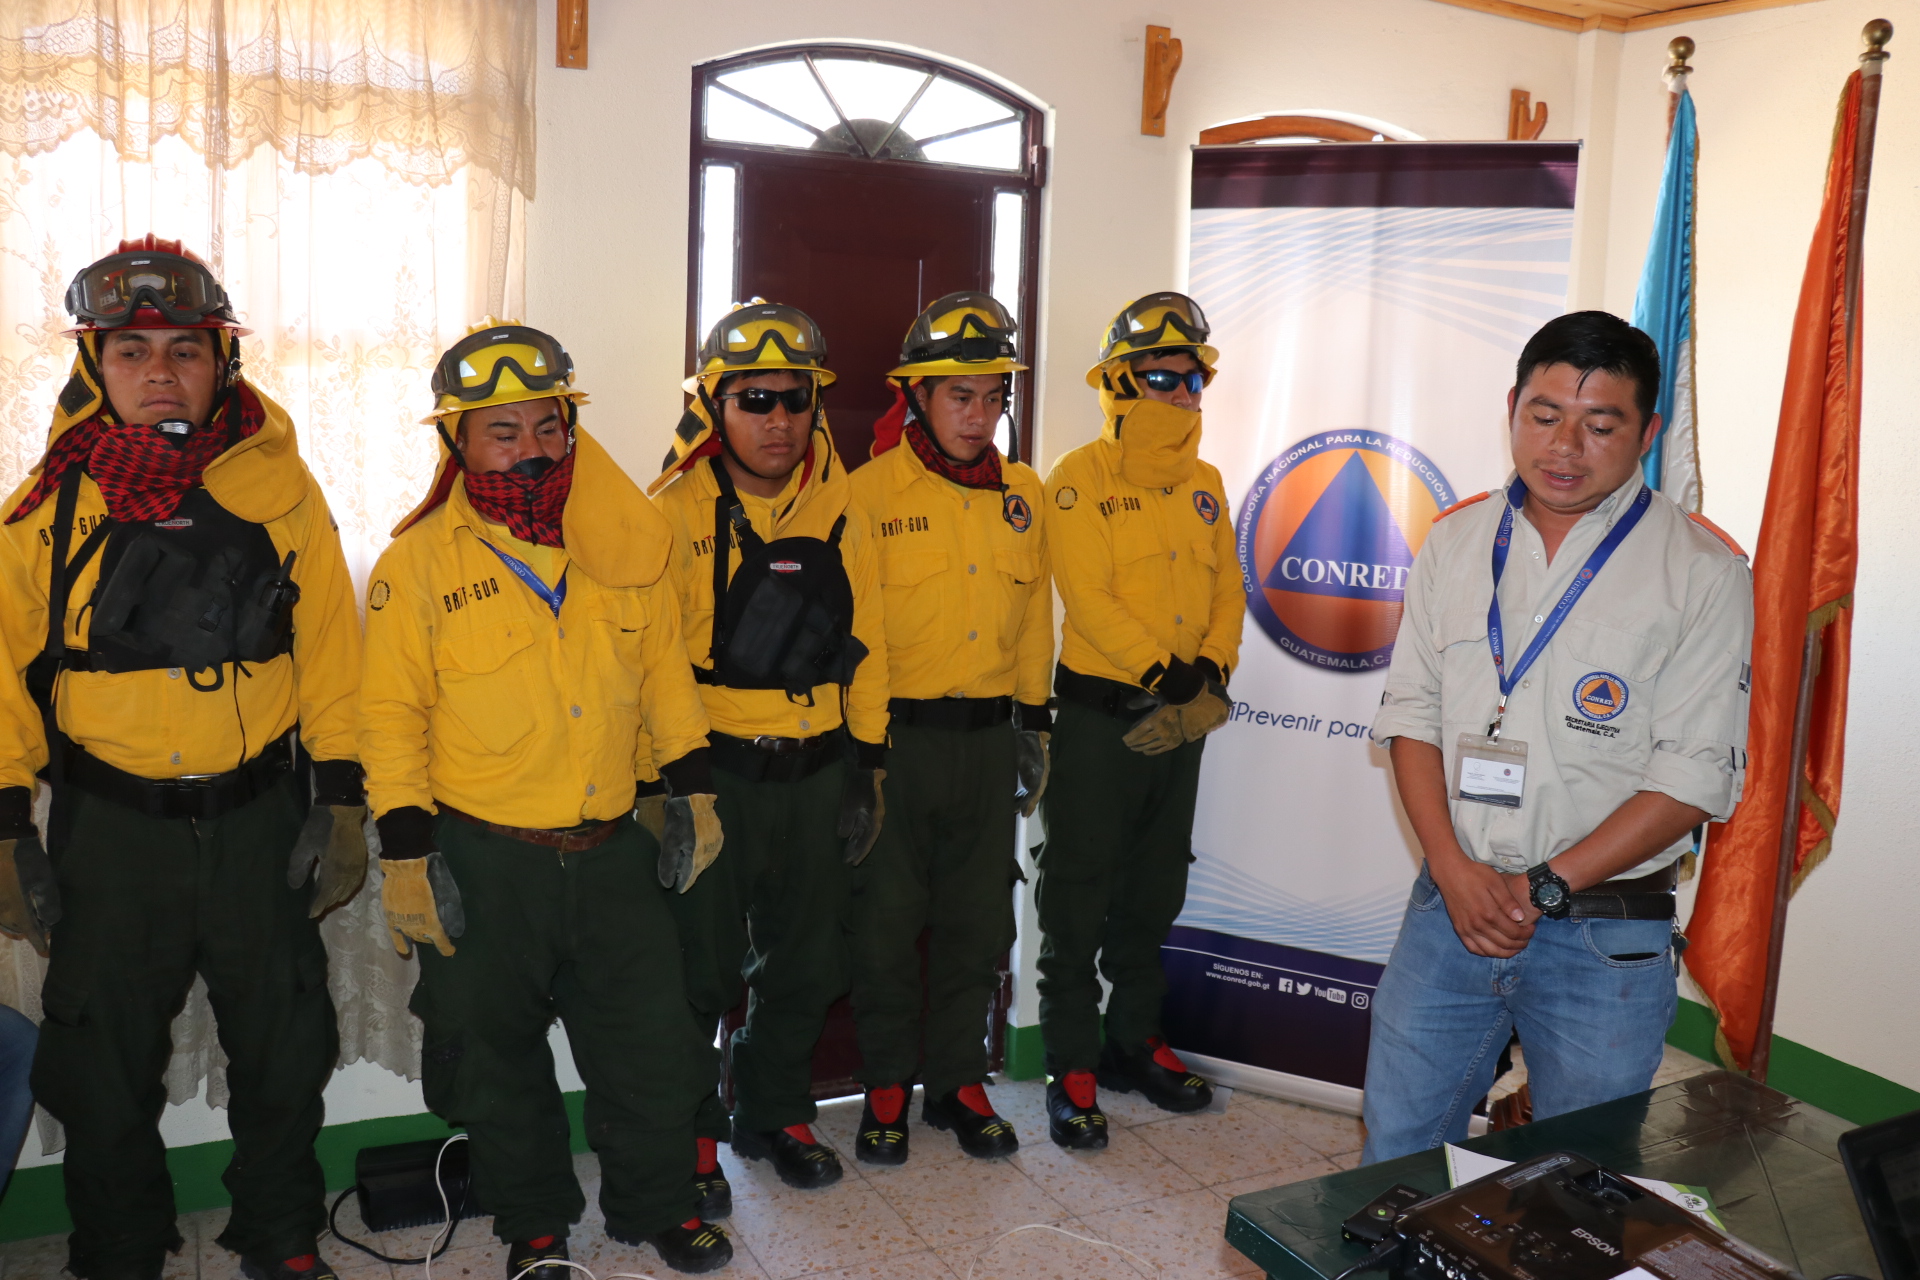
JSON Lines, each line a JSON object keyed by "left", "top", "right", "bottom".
{"left": 412, "top": 814, "right": 708, "bottom": 1243}
{"left": 848, "top": 722, "right": 1019, "bottom": 1099}
{"left": 1035, "top": 698, "right": 1205, "bottom": 1073}
{"left": 32, "top": 772, "right": 335, "bottom": 1277}
{"left": 663, "top": 758, "right": 849, "bottom": 1137}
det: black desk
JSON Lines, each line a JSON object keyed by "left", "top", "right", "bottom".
{"left": 1226, "top": 1071, "right": 1880, "bottom": 1279}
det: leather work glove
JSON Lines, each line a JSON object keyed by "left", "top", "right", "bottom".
{"left": 1122, "top": 658, "right": 1224, "bottom": 756}
{"left": 287, "top": 759, "right": 371, "bottom": 918}
{"left": 838, "top": 740, "right": 888, "bottom": 866}
{"left": 1014, "top": 703, "right": 1052, "bottom": 818}
{"left": 634, "top": 787, "right": 669, "bottom": 844}
{"left": 1175, "top": 668, "right": 1233, "bottom": 742}
{"left": 659, "top": 795, "right": 723, "bottom": 893}
{"left": 0, "top": 787, "right": 57, "bottom": 957}
{"left": 375, "top": 806, "right": 464, "bottom": 958}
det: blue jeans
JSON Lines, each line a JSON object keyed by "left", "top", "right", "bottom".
{"left": 1360, "top": 865, "right": 1676, "bottom": 1164}
{"left": 0, "top": 1004, "right": 38, "bottom": 1196}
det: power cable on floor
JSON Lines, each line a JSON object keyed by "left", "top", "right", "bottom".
{"left": 963, "top": 1222, "right": 1162, "bottom": 1278}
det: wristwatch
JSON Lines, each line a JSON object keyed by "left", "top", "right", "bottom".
{"left": 1527, "top": 862, "right": 1573, "bottom": 919}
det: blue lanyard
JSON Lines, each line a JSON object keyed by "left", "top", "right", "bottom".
{"left": 482, "top": 541, "right": 567, "bottom": 618}
{"left": 1487, "top": 477, "right": 1650, "bottom": 733}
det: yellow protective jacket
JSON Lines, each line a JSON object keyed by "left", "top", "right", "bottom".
{"left": 0, "top": 393, "right": 360, "bottom": 788}
{"left": 651, "top": 439, "right": 889, "bottom": 745}
{"left": 360, "top": 429, "right": 709, "bottom": 828}
{"left": 847, "top": 441, "right": 1051, "bottom": 706}
{"left": 1045, "top": 422, "right": 1244, "bottom": 687}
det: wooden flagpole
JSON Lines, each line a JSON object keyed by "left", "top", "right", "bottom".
{"left": 1748, "top": 18, "right": 1892, "bottom": 1085}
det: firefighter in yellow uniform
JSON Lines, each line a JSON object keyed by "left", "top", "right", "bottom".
{"left": 361, "top": 323, "right": 730, "bottom": 1277}
{"left": 844, "top": 294, "right": 1050, "bottom": 1164}
{"left": 0, "top": 239, "right": 363, "bottom": 1280}
{"left": 649, "top": 302, "right": 888, "bottom": 1198}
{"left": 1037, "top": 293, "right": 1245, "bottom": 1149}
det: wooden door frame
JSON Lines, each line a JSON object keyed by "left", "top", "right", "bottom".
{"left": 685, "top": 43, "right": 1046, "bottom": 462}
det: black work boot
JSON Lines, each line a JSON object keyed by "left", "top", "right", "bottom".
{"left": 1046, "top": 1070, "right": 1109, "bottom": 1150}
{"left": 611, "top": 1219, "right": 734, "bottom": 1275}
{"left": 732, "top": 1120, "right": 844, "bottom": 1189}
{"left": 693, "top": 1136, "right": 733, "bottom": 1219}
{"left": 1098, "top": 1036, "right": 1213, "bottom": 1113}
{"left": 923, "top": 1082, "right": 1019, "bottom": 1158}
{"left": 502, "top": 1236, "right": 570, "bottom": 1280}
{"left": 856, "top": 1084, "right": 911, "bottom": 1165}
{"left": 239, "top": 1253, "right": 340, "bottom": 1280}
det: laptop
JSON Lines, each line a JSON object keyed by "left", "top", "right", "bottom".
{"left": 1841, "top": 1107, "right": 1920, "bottom": 1280}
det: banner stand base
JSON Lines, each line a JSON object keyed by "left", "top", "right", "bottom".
{"left": 1176, "top": 1051, "right": 1490, "bottom": 1137}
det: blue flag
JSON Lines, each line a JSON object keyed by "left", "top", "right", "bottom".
{"left": 1631, "top": 88, "right": 1701, "bottom": 511}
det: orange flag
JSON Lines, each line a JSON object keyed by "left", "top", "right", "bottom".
{"left": 1683, "top": 71, "right": 1869, "bottom": 1071}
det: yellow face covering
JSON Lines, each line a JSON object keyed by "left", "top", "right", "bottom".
{"left": 1105, "top": 393, "right": 1203, "bottom": 488}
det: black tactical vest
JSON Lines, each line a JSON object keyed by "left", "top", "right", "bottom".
{"left": 700, "top": 458, "right": 867, "bottom": 702}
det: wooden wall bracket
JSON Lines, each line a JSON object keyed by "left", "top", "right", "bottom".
{"left": 1508, "top": 88, "right": 1547, "bottom": 139}
{"left": 557, "top": 0, "right": 588, "bottom": 70}
{"left": 1141, "top": 25, "right": 1183, "bottom": 137}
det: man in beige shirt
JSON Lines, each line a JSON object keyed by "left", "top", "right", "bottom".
{"left": 1364, "top": 311, "right": 1753, "bottom": 1162}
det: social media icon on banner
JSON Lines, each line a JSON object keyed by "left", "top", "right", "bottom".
{"left": 1236, "top": 430, "right": 1454, "bottom": 671}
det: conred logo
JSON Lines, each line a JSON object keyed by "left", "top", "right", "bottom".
{"left": 1236, "top": 430, "right": 1453, "bottom": 671}
{"left": 1572, "top": 671, "right": 1629, "bottom": 721}
{"left": 769, "top": 561, "right": 803, "bottom": 573}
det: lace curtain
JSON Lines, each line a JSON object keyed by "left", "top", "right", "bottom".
{"left": 0, "top": 0, "right": 535, "bottom": 1150}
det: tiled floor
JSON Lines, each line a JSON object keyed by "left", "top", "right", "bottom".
{"left": 0, "top": 1045, "right": 1716, "bottom": 1280}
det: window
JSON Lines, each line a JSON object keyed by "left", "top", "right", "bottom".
{"left": 689, "top": 45, "right": 1044, "bottom": 463}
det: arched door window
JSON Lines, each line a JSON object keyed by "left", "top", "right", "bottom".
{"left": 690, "top": 46, "right": 1045, "bottom": 464}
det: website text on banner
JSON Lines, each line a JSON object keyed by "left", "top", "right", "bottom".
{"left": 1168, "top": 142, "right": 1578, "bottom": 1099}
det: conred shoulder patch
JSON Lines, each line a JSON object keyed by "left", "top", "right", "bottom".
{"left": 1055, "top": 486, "right": 1078, "bottom": 510}
{"left": 369, "top": 580, "right": 392, "bottom": 610}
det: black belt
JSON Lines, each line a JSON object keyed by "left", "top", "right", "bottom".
{"left": 1053, "top": 664, "right": 1151, "bottom": 720}
{"left": 1569, "top": 864, "right": 1679, "bottom": 920}
{"left": 888, "top": 696, "right": 1012, "bottom": 732}
{"left": 53, "top": 736, "right": 296, "bottom": 821}
{"left": 709, "top": 730, "right": 839, "bottom": 785}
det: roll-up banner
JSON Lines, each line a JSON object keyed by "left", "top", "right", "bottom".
{"left": 1163, "top": 142, "right": 1579, "bottom": 1108}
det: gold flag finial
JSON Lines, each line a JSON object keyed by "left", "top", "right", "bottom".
{"left": 1862, "top": 18, "right": 1893, "bottom": 62}
{"left": 1667, "top": 37, "right": 1695, "bottom": 73}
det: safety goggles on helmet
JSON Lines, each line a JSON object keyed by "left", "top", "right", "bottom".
{"left": 1100, "top": 293, "right": 1210, "bottom": 361}
{"left": 65, "top": 250, "right": 236, "bottom": 329}
{"left": 718, "top": 385, "right": 815, "bottom": 417}
{"left": 431, "top": 325, "right": 576, "bottom": 404}
{"left": 1136, "top": 367, "right": 1208, "bottom": 395}
{"left": 695, "top": 302, "right": 833, "bottom": 381}
{"left": 903, "top": 293, "right": 1017, "bottom": 365}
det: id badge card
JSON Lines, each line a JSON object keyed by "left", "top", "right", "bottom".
{"left": 1454, "top": 733, "right": 1528, "bottom": 809}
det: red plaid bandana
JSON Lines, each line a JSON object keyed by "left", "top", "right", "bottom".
{"left": 8, "top": 385, "right": 264, "bottom": 525}
{"left": 906, "top": 421, "right": 1002, "bottom": 491}
{"left": 463, "top": 447, "right": 574, "bottom": 548}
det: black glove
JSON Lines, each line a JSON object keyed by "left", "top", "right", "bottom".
{"left": 838, "top": 740, "right": 887, "bottom": 866}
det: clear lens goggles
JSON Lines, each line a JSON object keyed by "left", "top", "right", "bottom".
{"left": 1109, "top": 293, "right": 1211, "bottom": 353}
{"left": 701, "top": 304, "right": 829, "bottom": 369}
{"left": 431, "top": 325, "right": 575, "bottom": 403}
{"left": 903, "top": 293, "right": 1018, "bottom": 365}
{"left": 65, "top": 251, "right": 233, "bottom": 328}
{"left": 1137, "top": 368, "right": 1207, "bottom": 395}
{"left": 719, "top": 386, "right": 815, "bottom": 416}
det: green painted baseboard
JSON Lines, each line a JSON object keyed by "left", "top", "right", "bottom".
{"left": 0, "top": 1093, "right": 590, "bottom": 1246}
{"left": 3, "top": 1006, "right": 1907, "bottom": 1246}
{"left": 1003, "top": 1022, "right": 1044, "bottom": 1081}
{"left": 1666, "top": 997, "right": 1920, "bottom": 1127}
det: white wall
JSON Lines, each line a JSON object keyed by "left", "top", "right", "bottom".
{"left": 1592, "top": 0, "right": 1920, "bottom": 1093}
{"left": 525, "top": 0, "right": 1576, "bottom": 480}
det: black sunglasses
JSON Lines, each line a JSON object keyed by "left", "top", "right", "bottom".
{"left": 1138, "top": 368, "right": 1206, "bottom": 395}
{"left": 719, "top": 386, "right": 814, "bottom": 416}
